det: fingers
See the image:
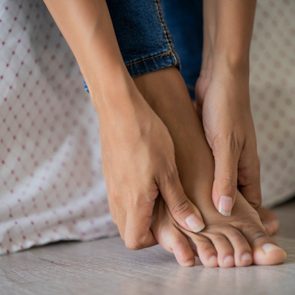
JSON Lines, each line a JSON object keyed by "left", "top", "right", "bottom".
{"left": 122, "top": 198, "right": 157, "bottom": 250}
{"left": 238, "top": 144, "right": 262, "bottom": 208}
{"left": 211, "top": 135, "right": 240, "bottom": 216}
{"left": 157, "top": 168, "right": 205, "bottom": 233}
{"left": 124, "top": 228, "right": 156, "bottom": 250}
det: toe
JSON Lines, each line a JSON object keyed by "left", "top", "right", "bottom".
{"left": 203, "top": 232, "right": 235, "bottom": 268}
{"left": 218, "top": 227, "right": 252, "bottom": 267}
{"left": 152, "top": 200, "right": 195, "bottom": 267}
{"left": 240, "top": 223, "right": 287, "bottom": 265}
{"left": 190, "top": 235, "right": 218, "bottom": 268}
{"left": 172, "top": 234, "right": 196, "bottom": 267}
{"left": 153, "top": 223, "right": 195, "bottom": 267}
{"left": 254, "top": 239, "right": 287, "bottom": 265}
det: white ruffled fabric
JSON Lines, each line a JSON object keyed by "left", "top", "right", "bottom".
{"left": 250, "top": 0, "right": 295, "bottom": 206}
{"left": 0, "top": 0, "right": 294, "bottom": 255}
{"left": 0, "top": 0, "right": 118, "bottom": 255}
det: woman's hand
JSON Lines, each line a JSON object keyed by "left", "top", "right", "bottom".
{"left": 44, "top": 0, "right": 204, "bottom": 250}
{"left": 194, "top": 0, "right": 260, "bottom": 216}
{"left": 97, "top": 84, "right": 205, "bottom": 249}
{"left": 195, "top": 67, "right": 262, "bottom": 216}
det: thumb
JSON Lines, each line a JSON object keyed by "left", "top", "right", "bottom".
{"left": 158, "top": 169, "right": 205, "bottom": 233}
{"left": 212, "top": 142, "right": 240, "bottom": 216}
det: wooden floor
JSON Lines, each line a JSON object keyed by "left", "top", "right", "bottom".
{"left": 0, "top": 199, "right": 294, "bottom": 295}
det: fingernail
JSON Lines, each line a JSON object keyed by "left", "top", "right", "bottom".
{"left": 262, "top": 243, "right": 282, "bottom": 253}
{"left": 185, "top": 214, "right": 205, "bottom": 233}
{"left": 218, "top": 196, "right": 233, "bottom": 216}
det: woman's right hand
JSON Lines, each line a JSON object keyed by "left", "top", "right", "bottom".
{"left": 43, "top": 0, "right": 204, "bottom": 250}
{"left": 97, "top": 84, "right": 205, "bottom": 249}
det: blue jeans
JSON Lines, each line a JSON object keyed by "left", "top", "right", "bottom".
{"left": 83, "top": 0, "right": 203, "bottom": 98}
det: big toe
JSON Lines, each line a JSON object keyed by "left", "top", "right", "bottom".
{"left": 242, "top": 224, "right": 287, "bottom": 265}
{"left": 254, "top": 241, "right": 287, "bottom": 265}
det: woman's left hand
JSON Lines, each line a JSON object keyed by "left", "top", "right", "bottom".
{"left": 195, "top": 67, "right": 262, "bottom": 216}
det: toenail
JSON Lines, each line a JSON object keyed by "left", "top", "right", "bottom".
{"left": 218, "top": 196, "right": 233, "bottom": 217}
{"left": 223, "top": 255, "right": 234, "bottom": 266}
{"left": 262, "top": 243, "right": 283, "bottom": 253}
{"left": 182, "top": 258, "right": 196, "bottom": 267}
{"left": 241, "top": 252, "right": 252, "bottom": 263}
{"left": 208, "top": 255, "right": 217, "bottom": 267}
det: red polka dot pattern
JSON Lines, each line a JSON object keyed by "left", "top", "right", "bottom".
{"left": 0, "top": 1, "right": 117, "bottom": 255}
{"left": 250, "top": 0, "right": 295, "bottom": 206}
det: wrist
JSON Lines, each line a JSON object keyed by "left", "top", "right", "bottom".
{"left": 212, "top": 51, "right": 250, "bottom": 78}
{"left": 200, "top": 50, "right": 250, "bottom": 82}
{"left": 90, "top": 71, "right": 149, "bottom": 123}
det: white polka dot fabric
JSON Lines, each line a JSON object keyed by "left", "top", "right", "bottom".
{"left": 0, "top": 0, "right": 294, "bottom": 255}
{"left": 250, "top": 0, "right": 295, "bottom": 206}
{"left": 0, "top": 1, "right": 117, "bottom": 255}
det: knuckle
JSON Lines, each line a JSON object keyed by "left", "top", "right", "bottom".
{"left": 162, "top": 165, "right": 179, "bottom": 185}
{"left": 250, "top": 197, "right": 262, "bottom": 209}
{"left": 124, "top": 237, "right": 143, "bottom": 250}
{"left": 170, "top": 199, "right": 192, "bottom": 217}
{"left": 239, "top": 155, "right": 260, "bottom": 180}
{"left": 238, "top": 165, "right": 261, "bottom": 188}
{"left": 212, "top": 133, "right": 242, "bottom": 155}
{"left": 215, "top": 177, "right": 236, "bottom": 193}
{"left": 124, "top": 231, "right": 152, "bottom": 250}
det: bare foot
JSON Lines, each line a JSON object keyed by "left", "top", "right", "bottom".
{"left": 135, "top": 68, "right": 286, "bottom": 267}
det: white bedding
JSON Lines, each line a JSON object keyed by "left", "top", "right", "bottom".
{"left": 0, "top": 0, "right": 294, "bottom": 254}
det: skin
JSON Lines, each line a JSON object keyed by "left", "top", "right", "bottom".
{"left": 195, "top": 0, "right": 279, "bottom": 233}
{"left": 44, "top": 0, "right": 279, "bottom": 255}
{"left": 134, "top": 67, "right": 286, "bottom": 267}
{"left": 43, "top": 0, "right": 205, "bottom": 249}
{"left": 196, "top": 0, "right": 265, "bottom": 217}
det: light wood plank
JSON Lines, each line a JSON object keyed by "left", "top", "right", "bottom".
{"left": 0, "top": 236, "right": 294, "bottom": 295}
{"left": 0, "top": 200, "right": 294, "bottom": 295}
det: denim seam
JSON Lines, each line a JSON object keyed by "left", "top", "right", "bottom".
{"left": 125, "top": 50, "right": 175, "bottom": 66}
{"left": 154, "top": 0, "right": 180, "bottom": 66}
{"left": 83, "top": 0, "right": 182, "bottom": 92}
